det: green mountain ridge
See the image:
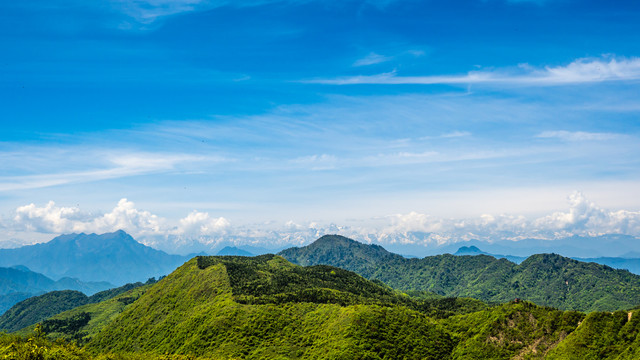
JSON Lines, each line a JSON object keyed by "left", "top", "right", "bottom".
{"left": 3, "top": 253, "right": 640, "bottom": 359}
{"left": 279, "top": 235, "right": 640, "bottom": 312}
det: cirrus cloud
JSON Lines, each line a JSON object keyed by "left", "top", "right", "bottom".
{"left": 306, "top": 56, "right": 640, "bottom": 87}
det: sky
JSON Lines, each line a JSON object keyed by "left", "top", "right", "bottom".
{"left": 1, "top": 0, "right": 639, "bottom": 253}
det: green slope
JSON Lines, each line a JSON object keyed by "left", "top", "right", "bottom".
{"left": 280, "top": 235, "right": 640, "bottom": 312}
{"left": 0, "top": 290, "right": 87, "bottom": 333}
{"left": 546, "top": 309, "right": 640, "bottom": 359}
{"left": 5, "top": 254, "right": 638, "bottom": 359}
{"left": 86, "top": 255, "right": 477, "bottom": 359}
{"left": 0, "top": 281, "right": 150, "bottom": 333}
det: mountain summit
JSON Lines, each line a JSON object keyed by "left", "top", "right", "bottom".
{"left": 0, "top": 231, "right": 190, "bottom": 285}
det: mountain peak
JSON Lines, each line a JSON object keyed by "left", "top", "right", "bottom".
{"left": 279, "top": 235, "right": 399, "bottom": 269}
{"left": 454, "top": 245, "right": 485, "bottom": 255}
{"left": 0, "top": 231, "right": 189, "bottom": 285}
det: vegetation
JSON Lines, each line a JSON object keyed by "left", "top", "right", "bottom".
{"left": 0, "top": 281, "right": 152, "bottom": 334}
{"left": 280, "top": 235, "right": 640, "bottom": 312}
{"left": 3, "top": 251, "right": 640, "bottom": 359}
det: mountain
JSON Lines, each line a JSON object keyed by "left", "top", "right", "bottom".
{"left": 280, "top": 235, "right": 640, "bottom": 312}
{"left": 0, "top": 230, "right": 190, "bottom": 285}
{"left": 429, "top": 234, "right": 640, "bottom": 258}
{"left": 6, "top": 255, "right": 640, "bottom": 359}
{"left": 0, "top": 266, "right": 113, "bottom": 315}
{"left": 215, "top": 246, "right": 253, "bottom": 256}
{"left": 454, "top": 246, "right": 527, "bottom": 264}
{"left": 573, "top": 256, "right": 640, "bottom": 275}
{"left": 83, "top": 255, "right": 483, "bottom": 359}
{"left": 454, "top": 245, "right": 640, "bottom": 274}
{"left": 0, "top": 281, "right": 150, "bottom": 333}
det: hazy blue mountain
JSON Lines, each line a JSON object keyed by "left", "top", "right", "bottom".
{"left": 454, "top": 246, "right": 527, "bottom": 264}
{"left": 0, "top": 266, "right": 114, "bottom": 315}
{"left": 454, "top": 245, "right": 640, "bottom": 274}
{"left": 215, "top": 246, "right": 253, "bottom": 256}
{"left": 425, "top": 234, "right": 640, "bottom": 258}
{"left": 574, "top": 257, "right": 640, "bottom": 275}
{"left": 0, "top": 230, "right": 190, "bottom": 285}
{"left": 0, "top": 280, "right": 150, "bottom": 332}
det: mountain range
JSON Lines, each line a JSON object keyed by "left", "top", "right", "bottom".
{"left": 0, "top": 266, "right": 113, "bottom": 315}
{"left": 0, "top": 230, "right": 193, "bottom": 285}
{"left": 454, "top": 244, "right": 640, "bottom": 275}
{"left": 4, "top": 253, "right": 640, "bottom": 359}
{"left": 423, "top": 234, "right": 640, "bottom": 258}
{"left": 279, "top": 235, "right": 640, "bottom": 312}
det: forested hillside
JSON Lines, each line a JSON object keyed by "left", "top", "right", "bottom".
{"left": 0, "top": 281, "right": 150, "bottom": 333}
{"left": 0, "top": 266, "right": 113, "bottom": 315}
{"left": 2, "top": 254, "right": 640, "bottom": 359}
{"left": 280, "top": 235, "right": 640, "bottom": 312}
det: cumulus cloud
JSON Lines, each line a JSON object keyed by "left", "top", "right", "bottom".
{"left": 6, "top": 192, "right": 640, "bottom": 252}
{"left": 377, "top": 192, "right": 640, "bottom": 245}
{"left": 307, "top": 56, "right": 640, "bottom": 86}
{"left": 177, "top": 210, "right": 230, "bottom": 236}
{"left": 535, "top": 192, "right": 640, "bottom": 236}
{"left": 10, "top": 199, "right": 230, "bottom": 241}
{"left": 13, "top": 199, "right": 163, "bottom": 236}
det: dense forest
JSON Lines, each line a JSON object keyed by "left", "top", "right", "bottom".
{"left": 2, "top": 252, "right": 640, "bottom": 359}
{"left": 280, "top": 235, "right": 640, "bottom": 312}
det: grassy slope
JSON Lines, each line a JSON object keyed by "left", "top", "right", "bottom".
{"left": 14, "top": 285, "right": 152, "bottom": 341}
{"left": 546, "top": 310, "right": 640, "bottom": 359}
{"left": 87, "top": 257, "right": 456, "bottom": 359}
{"left": 0, "top": 282, "right": 149, "bottom": 334}
{"left": 0, "top": 290, "right": 88, "bottom": 332}
{"left": 7, "top": 254, "right": 640, "bottom": 359}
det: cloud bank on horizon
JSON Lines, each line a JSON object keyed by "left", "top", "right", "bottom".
{"left": 1, "top": 0, "right": 639, "bottom": 252}
{"left": 2, "top": 192, "right": 639, "bottom": 254}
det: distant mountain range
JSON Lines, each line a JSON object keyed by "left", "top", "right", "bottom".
{"left": 0, "top": 230, "right": 193, "bottom": 285}
{"left": 0, "top": 281, "right": 150, "bottom": 332}
{"left": 453, "top": 244, "right": 640, "bottom": 275}
{"left": 423, "top": 233, "right": 640, "bottom": 258}
{"left": 0, "top": 266, "right": 113, "bottom": 315}
{"left": 215, "top": 246, "right": 254, "bottom": 256}
{"left": 279, "top": 235, "right": 640, "bottom": 312}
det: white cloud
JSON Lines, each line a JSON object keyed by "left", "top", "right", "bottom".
{"left": 353, "top": 52, "right": 394, "bottom": 67}
{"left": 5, "top": 192, "right": 640, "bottom": 252}
{"left": 177, "top": 210, "right": 230, "bottom": 236}
{"left": 9, "top": 199, "right": 230, "bottom": 241}
{"left": 379, "top": 192, "right": 640, "bottom": 244}
{"left": 536, "top": 130, "right": 621, "bottom": 141}
{"left": 12, "top": 199, "right": 163, "bottom": 236}
{"left": 535, "top": 192, "right": 640, "bottom": 235}
{"left": 0, "top": 152, "right": 213, "bottom": 192}
{"left": 290, "top": 154, "right": 338, "bottom": 170}
{"left": 111, "top": 0, "right": 212, "bottom": 23}
{"left": 307, "top": 56, "right": 640, "bottom": 86}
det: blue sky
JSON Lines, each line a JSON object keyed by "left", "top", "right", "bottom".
{"left": 1, "top": 0, "right": 639, "bottom": 252}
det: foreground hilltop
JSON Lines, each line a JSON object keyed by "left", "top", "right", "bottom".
{"left": 88, "top": 255, "right": 483, "bottom": 359}
{"left": 280, "top": 235, "right": 640, "bottom": 312}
